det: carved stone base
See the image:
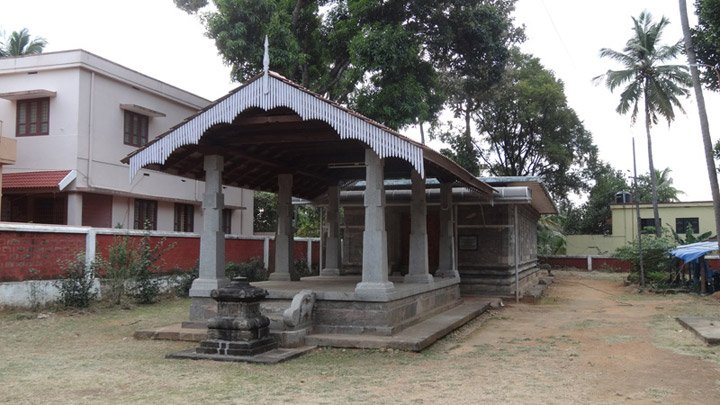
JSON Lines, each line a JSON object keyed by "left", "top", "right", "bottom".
{"left": 196, "top": 338, "right": 277, "bottom": 357}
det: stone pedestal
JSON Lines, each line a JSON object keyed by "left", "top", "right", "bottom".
{"left": 195, "top": 277, "right": 277, "bottom": 357}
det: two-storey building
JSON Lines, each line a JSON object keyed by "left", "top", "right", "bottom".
{"left": 0, "top": 50, "right": 253, "bottom": 233}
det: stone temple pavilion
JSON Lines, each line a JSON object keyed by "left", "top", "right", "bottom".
{"left": 124, "top": 54, "right": 555, "bottom": 350}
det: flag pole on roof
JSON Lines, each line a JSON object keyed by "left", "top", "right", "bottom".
{"left": 263, "top": 35, "right": 269, "bottom": 94}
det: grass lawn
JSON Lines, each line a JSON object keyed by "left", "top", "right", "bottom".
{"left": 2, "top": 271, "right": 720, "bottom": 404}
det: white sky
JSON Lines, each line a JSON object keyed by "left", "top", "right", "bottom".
{"left": 2, "top": 0, "right": 718, "bottom": 202}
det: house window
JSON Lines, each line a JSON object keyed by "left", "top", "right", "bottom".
{"left": 16, "top": 98, "right": 49, "bottom": 136}
{"left": 676, "top": 217, "right": 699, "bottom": 234}
{"left": 222, "top": 209, "right": 233, "bottom": 234}
{"left": 124, "top": 110, "right": 149, "bottom": 147}
{"left": 640, "top": 218, "right": 659, "bottom": 234}
{"left": 174, "top": 203, "right": 194, "bottom": 232}
{"left": 134, "top": 199, "right": 157, "bottom": 230}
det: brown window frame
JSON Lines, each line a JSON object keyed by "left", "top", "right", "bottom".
{"left": 174, "top": 203, "right": 194, "bottom": 232}
{"left": 16, "top": 98, "right": 50, "bottom": 136}
{"left": 133, "top": 199, "right": 157, "bottom": 230}
{"left": 123, "top": 110, "right": 149, "bottom": 147}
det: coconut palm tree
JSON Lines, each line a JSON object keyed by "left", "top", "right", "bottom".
{"left": 0, "top": 28, "right": 46, "bottom": 57}
{"left": 595, "top": 11, "right": 691, "bottom": 237}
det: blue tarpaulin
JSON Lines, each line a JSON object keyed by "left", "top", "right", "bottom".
{"left": 669, "top": 241, "right": 719, "bottom": 263}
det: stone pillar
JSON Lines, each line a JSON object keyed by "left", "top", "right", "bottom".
{"left": 436, "top": 183, "right": 459, "bottom": 278}
{"left": 355, "top": 149, "right": 394, "bottom": 298}
{"left": 270, "top": 173, "right": 293, "bottom": 281}
{"left": 320, "top": 185, "right": 340, "bottom": 277}
{"left": 66, "top": 193, "right": 83, "bottom": 226}
{"left": 404, "top": 170, "right": 433, "bottom": 284}
{"left": 189, "top": 155, "right": 228, "bottom": 318}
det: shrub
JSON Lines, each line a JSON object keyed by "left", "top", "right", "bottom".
{"left": 174, "top": 262, "right": 199, "bottom": 297}
{"left": 291, "top": 258, "right": 315, "bottom": 281}
{"left": 226, "top": 258, "right": 268, "bottom": 282}
{"left": 55, "top": 254, "right": 98, "bottom": 308}
{"left": 614, "top": 233, "right": 676, "bottom": 287}
{"left": 129, "top": 232, "right": 173, "bottom": 304}
{"left": 104, "top": 235, "right": 134, "bottom": 305}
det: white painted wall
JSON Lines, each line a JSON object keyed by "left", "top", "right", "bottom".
{"left": 0, "top": 50, "right": 254, "bottom": 234}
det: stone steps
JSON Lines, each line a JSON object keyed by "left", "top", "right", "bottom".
{"left": 304, "top": 298, "right": 497, "bottom": 352}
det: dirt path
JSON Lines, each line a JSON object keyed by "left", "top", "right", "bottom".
{"left": 434, "top": 271, "right": 720, "bottom": 403}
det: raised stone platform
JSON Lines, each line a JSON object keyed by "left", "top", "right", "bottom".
{"left": 676, "top": 316, "right": 720, "bottom": 345}
{"left": 136, "top": 297, "right": 498, "bottom": 351}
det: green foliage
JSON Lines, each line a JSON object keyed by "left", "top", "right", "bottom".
{"left": 173, "top": 262, "right": 199, "bottom": 297}
{"left": 537, "top": 216, "right": 566, "bottom": 256}
{"left": 254, "top": 191, "right": 277, "bottom": 233}
{"left": 437, "top": 49, "right": 597, "bottom": 202}
{"left": 670, "top": 225, "right": 713, "bottom": 245}
{"left": 596, "top": 11, "right": 691, "bottom": 237}
{"left": 225, "top": 258, "right": 268, "bottom": 282}
{"left": 564, "top": 162, "right": 629, "bottom": 235}
{"left": 692, "top": 0, "right": 720, "bottom": 90}
{"left": 55, "top": 254, "right": 98, "bottom": 308}
{"left": 178, "top": 0, "right": 521, "bottom": 130}
{"left": 291, "top": 258, "right": 315, "bottom": 281}
{"left": 634, "top": 168, "right": 683, "bottom": 203}
{"left": 104, "top": 235, "right": 134, "bottom": 305}
{"left": 614, "top": 234, "right": 676, "bottom": 286}
{"left": 295, "top": 206, "right": 320, "bottom": 237}
{"left": 129, "top": 233, "right": 173, "bottom": 305}
{"left": 0, "top": 28, "right": 46, "bottom": 57}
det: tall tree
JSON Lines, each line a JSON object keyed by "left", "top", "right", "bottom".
{"left": 635, "top": 167, "right": 683, "bottom": 203}
{"left": 691, "top": 0, "right": 720, "bottom": 90}
{"left": 564, "top": 162, "right": 629, "bottom": 235}
{"left": 0, "top": 28, "right": 46, "bottom": 57}
{"left": 175, "top": 0, "right": 521, "bottom": 130}
{"left": 439, "top": 50, "right": 597, "bottom": 202}
{"left": 684, "top": 0, "right": 720, "bottom": 262}
{"left": 595, "top": 11, "right": 691, "bottom": 237}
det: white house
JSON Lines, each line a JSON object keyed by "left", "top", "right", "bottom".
{"left": 0, "top": 50, "right": 253, "bottom": 234}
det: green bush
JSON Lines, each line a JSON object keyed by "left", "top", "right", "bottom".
{"left": 55, "top": 254, "right": 98, "bottom": 308}
{"left": 104, "top": 235, "right": 133, "bottom": 305}
{"left": 129, "top": 233, "right": 173, "bottom": 304}
{"left": 225, "top": 258, "right": 268, "bottom": 282}
{"left": 174, "top": 262, "right": 198, "bottom": 297}
{"left": 291, "top": 258, "right": 315, "bottom": 281}
{"left": 614, "top": 234, "right": 676, "bottom": 287}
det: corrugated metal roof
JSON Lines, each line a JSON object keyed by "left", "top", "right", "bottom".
{"left": 2, "top": 170, "right": 72, "bottom": 190}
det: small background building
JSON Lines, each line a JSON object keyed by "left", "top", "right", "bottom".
{"left": 0, "top": 50, "right": 253, "bottom": 234}
{"left": 566, "top": 201, "right": 716, "bottom": 256}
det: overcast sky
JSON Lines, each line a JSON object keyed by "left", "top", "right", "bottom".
{"left": 3, "top": 0, "right": 718, "bottom": 202}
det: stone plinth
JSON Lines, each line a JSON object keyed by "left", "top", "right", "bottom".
{"left": 195, "top": 277, "right": 277, "bottom": 357}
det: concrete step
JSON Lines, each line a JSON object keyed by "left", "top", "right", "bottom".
{"left": 304, "top": 298, "right": 496, "bottom": 352}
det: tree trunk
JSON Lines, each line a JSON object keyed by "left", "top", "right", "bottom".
{"left": 680, "top": 0, "right": 720, "bottom": 275}
{"left": 644, "top": 83, "right": 662, "bottom": 237}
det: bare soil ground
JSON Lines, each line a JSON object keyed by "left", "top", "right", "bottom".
{"left": 2, "top": 270, "right": 720, "bottom": 404}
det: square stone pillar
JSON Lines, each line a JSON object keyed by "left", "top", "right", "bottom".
{"left": 66, "top": 193, "right": 83, "bottom": 226}
{"left": 189, "top": 155, "right": 228, "bottom": 320}
{"left": 270, "top": 173, "right": 293, "bottom": 281}
{"left": 320, "top": 185, "right": 340, "bottom": 277}
{"left": 436, "top": 182, "right": 459, "bottom": 278}
{"left": 355, "top": 149, "right": 394, "bottom": 298}
{"left": 404, "top": 170, "right": 433, "bottom": 284}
